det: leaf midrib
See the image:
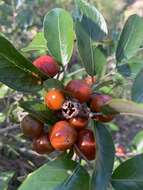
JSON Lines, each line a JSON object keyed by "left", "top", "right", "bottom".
{"left": 0, "top": 53, "right": 36, "bottom": 76}
{"left": 57, "top": 12, "right": 63, "bottom": 64}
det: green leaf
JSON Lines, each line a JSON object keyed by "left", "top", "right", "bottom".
{"left": 22, "top": 32, "right": 47, "bottom": 52}
{"left": 44, "top": 8, "right": 74, "bottom": 65}
{"left": 0, "top": 85, "right": 9, "bottom": 98}
{"left": 117, "top": 57, "right": 143, "bottom": 78}
{"left": 75, "top": 0, "right": 107, "bottom": 77}
{"left": 91, "top": 122, "right": 115, "bottom": 190}
{"left": 112, "top": 154, "right": 143, "bottom": 190}
{"left": 0, "top": 171, "right": 15, "bottom": 190}
{"left": 0, "top": 112, "right": 6, "bottom": 123}
{"left": 93, "top": 48, "right": 107, "bottom": 78}
{"left": 44, "top": 79, "right": 64, "bottom": 90}
{"left": 0, "top": 34, "right": 45, "bottom": 78}
{"left": 132, "top": 68, "right": 143, "bottom": 103}
{"left": 0, "top": 56, "right": 42, "bottom": 92}
{"left": 18, "top": 154, "right": 90, "bottom": 190}
{"left": 75, "top": 21, "right": 106, "bottom": 76}
{"left": 132, "top": 131, "right": 143, "bottom": 153}
{"left": 54, "top": 165, "right": 89, "bottom": 190}
{"left": 106, "top": 122, "right": 119, "bottom": 132}
{"left": 116, "top": 15, "right": 143, "bottom": 63}
{"left": 20, "top": 101, "right": 57, "bottom": 125}
{"left": 102, "top": 99, "right": 143, "bottom": 118}
{"left": 75, "top": 0, "right": 108, "bottom": 41}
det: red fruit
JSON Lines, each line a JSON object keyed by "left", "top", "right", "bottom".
{"left": 45, "top": 89, "right": 65, "bottom": 111}
{"left": 69, "top": 117, "right": 88, "bottom": 130}
{"left": 21, "top": 115, "right": 44, "bottom": 138}
{"left": 65, "top": 79, "right": 92, "bottom": 103}
{"left": 33, "top": 133, "right": 54, "bottom": 154}
{"left": 90, "top": 94, "right": 112, "bottom": 112}
{"left": 50, "top": 121, "right": 77, "bottom": 151}
{"left": 76, "top": 129, "right": 96, "bottom": 160}
{"left": 90, "top": 94, "right": 113, "bottom": 122}
{"left": 33, "top": 55, "right": 60, "bottom": 77}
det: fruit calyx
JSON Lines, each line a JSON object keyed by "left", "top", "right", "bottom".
{"left": 62, "top": 99, "right": 90, "bottom": 119}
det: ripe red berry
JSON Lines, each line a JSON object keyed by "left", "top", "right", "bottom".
{"left": 21, "top": 115, "right": 44, "bottom": 138}
{"left": 76, "top": 129, "right": 96, "bottom": 160}
{"left": 90, "top": 94, "right": 113, "bottom": 122}
{"left": 45, "top": 89, "right": 65, "bottom": 111}
{"left": 33, "top": 133, "right": 54, "bottom": 154}
{"left": 69, "top": 117, "right": 88, "bottom": 130}
{"left": 65, "top": 79, "right": 92, "bottom": 103}
{"left": 50, "top": 121, "right": 77, "bottom": 151}
{"left": 33, "top": 55, "right": 60, "bottom": 77}
{"left": 90, "top": 94, "right": 112, "bottom": 112}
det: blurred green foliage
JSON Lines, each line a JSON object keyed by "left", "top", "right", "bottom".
{"left": 0, "top": 0, "right": 130, "bottom": 47}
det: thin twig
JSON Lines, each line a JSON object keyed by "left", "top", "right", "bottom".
{"left": 116, "top": 152, "right": 139, "bottom": 158}
{"left": 18, "top": 147, "right": 47, "bottom": 159}
{"left": 68, "top": 68, "right": 85, "bottom": 77}
{"left": 0, "top": 125, "right": 19, "bottom": 135}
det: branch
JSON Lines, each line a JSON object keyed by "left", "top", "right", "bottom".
{"left": 0, "top": 125, "right": 20, "bottom": 135}
{"left": 116, "top": 152, "right": 139, "bottom": 158}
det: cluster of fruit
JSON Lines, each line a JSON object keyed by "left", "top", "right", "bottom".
{"left": 20, "top": 55, "right": 114, "bottom": 161}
